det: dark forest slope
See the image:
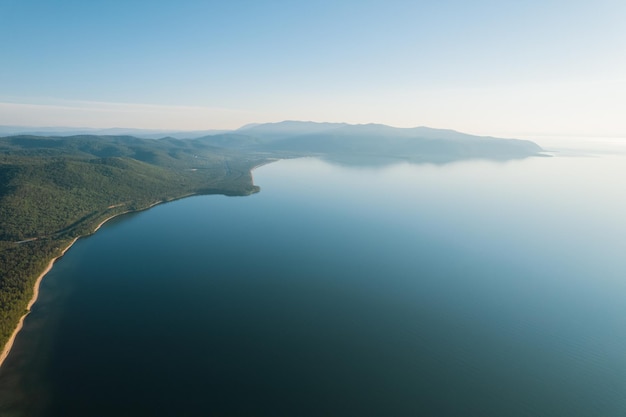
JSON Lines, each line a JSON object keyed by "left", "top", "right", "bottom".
{"left": 0, "top": 134, "right": 267, "bottom": 350}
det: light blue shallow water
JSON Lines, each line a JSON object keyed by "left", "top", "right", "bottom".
{"left": 1, "top": 139, "right": 626, "bottom": 416}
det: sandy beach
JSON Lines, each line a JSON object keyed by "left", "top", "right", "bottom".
{"left": 0, "top": 208, "right": 137, "bottom": 370}
{"left": 0, "top": 194, "right": 200, "bottom": 370}
{"left": 0, "top": 173, "right": 265, "bottom": 370}
{"left": 0, "top": 237, "right": 78, "bottom": 369}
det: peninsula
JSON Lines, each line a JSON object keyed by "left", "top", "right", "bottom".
{"left": 0, "top": 121, "right": 544, "bottom": 366}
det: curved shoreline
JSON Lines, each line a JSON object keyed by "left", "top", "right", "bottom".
{"left": 0, "top": 198, "right": 190, "bottom": 370}
{"left": 0, "top": 161, "right": 274, "bottom": 370}
{"left": 0, "top": 237, "right": 78, "bottom": 369}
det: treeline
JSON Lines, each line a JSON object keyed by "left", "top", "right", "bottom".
{"left": 1, "top": 157, "right": 200, "bottom": 240}
{"left": 0, "top": 240, "right": 62, "bottom": 343}
{"left": 0, "top": 134, "right": 270, "bottom": 354}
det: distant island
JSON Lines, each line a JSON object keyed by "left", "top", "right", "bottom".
{"left": 0, "top": 121, "right": 544, "bottom": 365}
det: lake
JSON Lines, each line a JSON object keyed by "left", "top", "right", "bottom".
{"left": 1, "top": 138, "right": 626, "bottom": 416}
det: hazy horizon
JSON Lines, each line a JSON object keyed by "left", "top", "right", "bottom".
{"left": 1, "top": 1, "right": 625, "bottom": 137}
{"left": 1, "top": 121, "right": 625, "bottom": 143}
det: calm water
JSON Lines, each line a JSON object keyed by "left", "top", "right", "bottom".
{"left": 1, "top": 139, "right": 626, "bottom": 416}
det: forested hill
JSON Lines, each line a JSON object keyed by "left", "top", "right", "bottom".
{"left": 0, "top": 125, "right": 543, "bottom": 356}
{"left": 0, "top": 134, "right": 268, "bottom": 351}
{"left": 0, "top": 134, "right": 268, "bottom": 240}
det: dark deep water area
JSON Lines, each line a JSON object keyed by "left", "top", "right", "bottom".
{"left": 1, "top": 138, "right": 626, "bottom": 416}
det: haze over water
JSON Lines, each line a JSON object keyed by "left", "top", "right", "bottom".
{"left": 1, "top": 138, "right": 626, "bottom": 416}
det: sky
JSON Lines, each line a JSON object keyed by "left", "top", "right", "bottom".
{"left": 0, "top": 0, "right": 625, "bottom": 137}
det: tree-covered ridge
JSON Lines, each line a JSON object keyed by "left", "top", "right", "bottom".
{"left": 0, "top": 125, "right": 544, "bottom": 358}
{"left": 0, "top": 137, "right": 264, "bottom": 241}
{"left": 0, "top": 134, "right": 268, "bottom": 350}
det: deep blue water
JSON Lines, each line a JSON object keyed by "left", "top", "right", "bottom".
{"left": 1, "top": 140, "right": 626, "bottom": 416}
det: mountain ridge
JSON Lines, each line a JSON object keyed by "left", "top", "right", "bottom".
{"left": 197, "top": 120, "right": 544, "bottom": 162}
{"left": 1, "top": 121, "right": 544, "bottom": 162}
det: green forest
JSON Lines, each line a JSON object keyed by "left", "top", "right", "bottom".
{"left": 0, "top": 134, "right": 269, "bottom": 350}
{"left": 0, "top": 125, "right": 543, "bottom": 355}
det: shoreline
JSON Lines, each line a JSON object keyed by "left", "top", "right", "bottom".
{"left": 0, "top": 236, "right": 78, "bottom": 369}
{"left": 0, "top": 162, "right": 275, "bottom": 370}
{"left": 0, "top": 199, "right": 180, "bottom": 370}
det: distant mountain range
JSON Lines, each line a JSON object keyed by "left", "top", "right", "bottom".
{"left": 0, "top": 121, "right": 543, "bottom": 162}
{"left": 0, "top": 125, "right": 230, "bottom": 139}
{"left": 206, "top": 121, "right": 543, "bottom": 162}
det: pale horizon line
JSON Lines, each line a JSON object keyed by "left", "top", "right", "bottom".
{"left": 1, "top": 98, "right": 625, "bottom": 139}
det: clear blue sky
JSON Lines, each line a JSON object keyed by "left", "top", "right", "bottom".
{"left": 1, "top": 0, "right": 625, "bottom": 136}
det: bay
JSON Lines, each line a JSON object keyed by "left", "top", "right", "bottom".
{"left": 1, "top": 139, "right": 626, "bottom": 416}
